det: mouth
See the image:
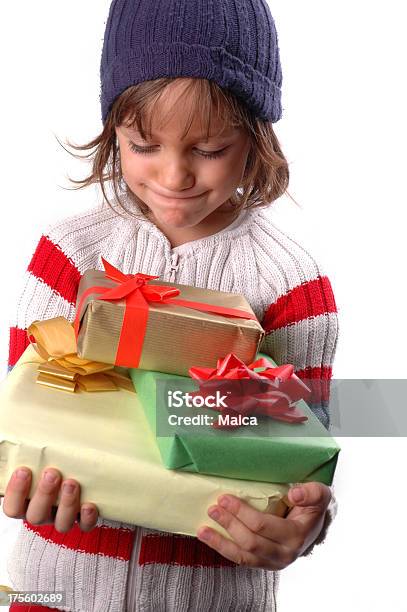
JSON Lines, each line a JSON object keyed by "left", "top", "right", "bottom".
{"left": 152, "top": 189, "right": 207, "bottom": 201}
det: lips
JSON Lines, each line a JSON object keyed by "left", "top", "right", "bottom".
{"left": 153, "top": 189, "right": 206, "bottom": 200}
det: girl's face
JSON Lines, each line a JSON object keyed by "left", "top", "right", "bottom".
{"left": 115, "top": 82, "right": 251, "bottom": 234}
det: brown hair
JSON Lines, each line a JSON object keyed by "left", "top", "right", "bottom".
{"left": 63, "top": 77, "right": 298, "bottom": 217}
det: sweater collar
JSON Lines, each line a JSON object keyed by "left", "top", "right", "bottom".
{"left": 115, "top": 194, "right": 258, "bottom": 256}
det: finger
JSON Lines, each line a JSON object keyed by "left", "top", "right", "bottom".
{"left": 2, "top": 468, "right": 32, "bottom": 519}
{"left": 79, "top": 504, "right": 99, "bottom": 532}
{"left": 54, "top": 481, "right": 81, "bottom": 533}
{"left": 288, "top": 482, "right": 331, "bottom": 508}
{"left": 208, "top": 504, "right": 281, "bottom": 559}
{"left": 287, "top": 483, "right": 331, "bottom": 523}
{"left": 215, "top": 495, "right": 297, "bottom": 545}
{"left": 197, "top": 526, "right": 262, "bottom": 568}
{"left": 26, "top": 468, "right": 62, "bottom": 525}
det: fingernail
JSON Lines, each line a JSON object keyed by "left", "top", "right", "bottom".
{"left": 44, "top": 471, "right": 58, "bottom": 484}
{"left": 82, "top": 506, "right": 94, "bottom": 516}
{"left": 63, "top": 483, "right": 76, "bottom": 494}
{"left": 15, "top": 469, "right": 29, "bottom": 481}
{"left": 218, "top": 496, "right": 230, "bottom": 510}
{"left": 198, "top": 528, "right": 210, "bottom": 542}
{"left": 291, "top": 487, "right": 305, "bottom": 502}
{"left": 208, "top": 507, "right": 220, "bottom": 521}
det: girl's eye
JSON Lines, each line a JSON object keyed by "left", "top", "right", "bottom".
{"left": 127, "top": 141, "right": 228, "bottom": 160}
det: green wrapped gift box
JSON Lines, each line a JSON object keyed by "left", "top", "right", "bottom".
{"left": 130, "top": 354, "right": 340, "bottom": 486}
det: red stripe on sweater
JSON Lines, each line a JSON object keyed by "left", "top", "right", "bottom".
{"left": 27, "top": 236, "right": 81, "bottom": 305}
{"left": 261, "top": 276, "right": 337, "bottom": 333}
{"left": 9, "top": 606, "right": 59, "bottom": 611}
{"left": 8, "top": 326, "right": 30, "bottom": 367}
{"left": 139, "top": 534, "right": 236, "bottom": 568}
{"left": 296, "top": 366, "right": 333, "bottom": 404}
{"left": 23, "top": 521, "right": 134, "bottom": 561}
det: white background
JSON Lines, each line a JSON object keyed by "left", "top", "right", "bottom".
{"left": 0, "top": 1, "right": 406, "bottom": 610}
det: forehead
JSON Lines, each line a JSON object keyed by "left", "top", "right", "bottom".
{"left": 124, "top": 124, "right": 239, "bottom": 142}
{"left": 123, "top": 78, "right": 241, "bottom": 142}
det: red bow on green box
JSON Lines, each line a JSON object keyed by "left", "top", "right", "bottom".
{"left": 189, "top": 353, "right": 311, "bottom": 428}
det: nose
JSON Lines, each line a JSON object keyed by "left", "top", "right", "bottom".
{"left": 157, "top": 152, "right": 195, "bottom": 193}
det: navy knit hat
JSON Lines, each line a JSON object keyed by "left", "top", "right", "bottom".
{"left": 100, "top": 0, "right": 282, "bottom": 124}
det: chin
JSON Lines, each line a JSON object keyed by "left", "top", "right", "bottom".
{"left": 150, "top": 205, "right": 202, "bottom": 227}
{"left": 158, "top": 212, "right": 200, "bottom": 228}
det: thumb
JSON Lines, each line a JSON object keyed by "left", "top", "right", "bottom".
{"left": 288, "top": 482, "right": 331, "bottom": 512}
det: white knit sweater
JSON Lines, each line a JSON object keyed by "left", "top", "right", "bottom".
{"left": 6, "top": 199, "right": 339, "bottom": 612}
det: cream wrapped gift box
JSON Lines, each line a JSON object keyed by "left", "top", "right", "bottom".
{"left": 0, "top": 345, "right": 290, "bottom": 538}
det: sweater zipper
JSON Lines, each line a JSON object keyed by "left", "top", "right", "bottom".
{"left": 169, "top": 252, "right": 179, "bottom": 282}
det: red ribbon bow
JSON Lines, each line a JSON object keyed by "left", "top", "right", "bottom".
{"left": 189, "top": 353, "right": 311, "bottom": 428}
{"left": 75, "top": 259, "right": 258, "bottom": 368}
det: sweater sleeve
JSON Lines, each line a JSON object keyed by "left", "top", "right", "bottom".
{"left": 259, "top": 272, "right": 339, "bottom": 558}
{"left": 260, "top": 274, "right": 339, "bottom": 428}
{"left": 8, "top": 234, "right": 81, "bottom": 368}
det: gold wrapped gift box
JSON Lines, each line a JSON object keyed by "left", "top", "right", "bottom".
{"left": 0, "top": 346, "right": 290, "bottom": 538}
{"left": 76, "top": 267, "right": 265, "bottom": 375}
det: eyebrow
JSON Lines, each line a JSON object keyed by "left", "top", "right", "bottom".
{"left": 125, "top": 127, "right": 238, "bottom": 142}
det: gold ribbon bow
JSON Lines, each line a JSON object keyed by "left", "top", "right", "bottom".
{"left": 28, "top": 317, "right": 135, "bottom": 393}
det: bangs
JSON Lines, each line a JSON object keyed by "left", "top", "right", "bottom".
{"left": 109, "top": 77, "right": 248, "bottom": 144}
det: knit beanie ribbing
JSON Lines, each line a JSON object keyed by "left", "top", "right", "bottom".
{"left": 100, "top": 0, "right": 283, "bottom": 124}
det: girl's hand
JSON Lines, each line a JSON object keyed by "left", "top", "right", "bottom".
{"left": 1, "top": 466, "right": 99, "bottom": 533}
{"left": 197, "top": 482, "right": 331, "bottom": 570}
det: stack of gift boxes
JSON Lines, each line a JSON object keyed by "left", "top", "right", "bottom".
{"left": 0, "top": 259, "right": 340, "bottom": 539}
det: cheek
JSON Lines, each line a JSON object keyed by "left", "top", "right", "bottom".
{"left": 213, "top": 156, "right": 247, "bottom": 191}
{"left": 202, "top": 152, "right": 242, "bottom": 182}
{"left": 120, "top": 153, "right": 145, "bottom": 185}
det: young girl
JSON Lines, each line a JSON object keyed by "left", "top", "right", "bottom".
{"left": 2, "top": 0, "right": 339, "bottom": 610}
